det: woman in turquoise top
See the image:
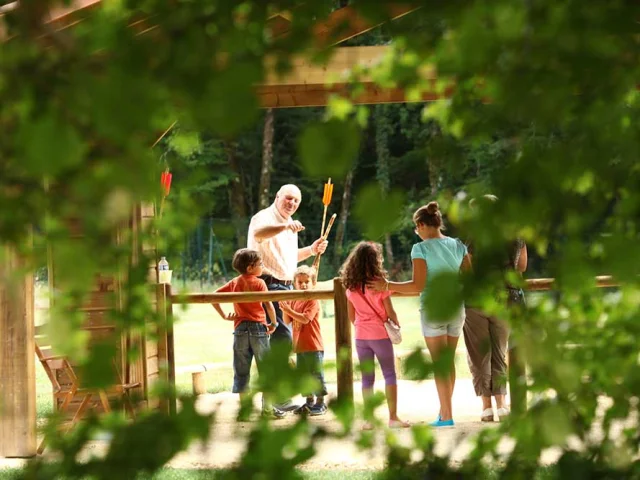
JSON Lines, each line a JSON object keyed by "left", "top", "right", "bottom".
{"left": 369, "top": 201, "right": 471, "bottom": 427}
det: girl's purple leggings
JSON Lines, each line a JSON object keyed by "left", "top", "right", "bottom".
{"left": 355, "top": 338, "right": 397, "bottom": 389}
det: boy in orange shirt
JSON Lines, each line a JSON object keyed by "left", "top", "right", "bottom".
{"left": 280, "top": 266, "right": 327, "bottom": 416}
{"left": 212, "top": 248, "right": 284, "bottom": 418}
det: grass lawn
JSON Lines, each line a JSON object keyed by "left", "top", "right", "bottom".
{"left": 171, "top": 295, "right": 430, "bottom": 365}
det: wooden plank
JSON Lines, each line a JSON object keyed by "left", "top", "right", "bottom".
{"left": 525, "top": 275, "right": 615, "bottom": 291}
{"left": 0, "top": 247, "right": 36, "bottom": 457}
{"left": 146, "top": 341, "right": 158, "bottom": 358}
{"left": 257, "top": 82, "right": 447, "bottom": 108}
{"left": 264, "top": 46, "right": 406, "bottom": 86}
{"left": 172, "top": 288, "right": 335, "bottom": 305}
{"left": 146, "top": 355, "right": 159, "bottom": 376}
{"left": 333, "top": 278, "right": 353, "bottom": 405}
{"left": 85, "top": 291, "right": 118, "bottom": 309}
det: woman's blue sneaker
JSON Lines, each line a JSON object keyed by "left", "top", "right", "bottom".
{"left": 429, "top": 418, "right": 454, "bottom": 427}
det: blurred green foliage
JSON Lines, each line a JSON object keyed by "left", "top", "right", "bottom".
{"left": 2, "top": 0, "right": 640, "bottom": 479}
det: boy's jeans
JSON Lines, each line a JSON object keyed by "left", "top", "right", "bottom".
{"left": 232, "top": 321, "right": 270, "bottom": 394}
{"left": 296, "top": 351, "right": 328, "bottom": 398}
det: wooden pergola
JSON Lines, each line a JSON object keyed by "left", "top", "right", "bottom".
{"left": 0, "top": 1, "right": 438, "bottom": 458}
{"left": 1, "top": 1, "right": 438, "bottom": 108}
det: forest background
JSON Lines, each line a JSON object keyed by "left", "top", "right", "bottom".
{"left": 160, "top": 27, "right": 523, "bottom": 287}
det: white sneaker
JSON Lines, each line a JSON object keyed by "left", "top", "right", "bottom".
{"left": 496, "top": 407, "right": 510, "bottom": 421}
{"left": 481, "top": 408, "right": 495, "bottom": 422}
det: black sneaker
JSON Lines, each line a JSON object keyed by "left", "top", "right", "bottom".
{"left": 263, "top": 407, "right": 287, "bottom": 419}
{"left": 308, "top": 403, "right": 328, "bottom": 416}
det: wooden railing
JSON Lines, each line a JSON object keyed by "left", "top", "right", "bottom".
{"left": 163, "top": 275, "right": 616, "bottom": 412}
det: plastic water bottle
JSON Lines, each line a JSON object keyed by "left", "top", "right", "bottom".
{"left": 158, "top": 256, "right": 171, "bottom": 284}
{"left": 158, "top": 256, "right": 169, "bottom": 271}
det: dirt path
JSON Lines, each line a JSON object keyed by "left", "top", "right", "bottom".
{"left": 3, "top": 379, "right": 630, "bottom": 473}
{"left": 166, "top": 379, "right": 505, "bottom": 470}
{"left": 3, "top": 379, "right": 573, "bottom": 472}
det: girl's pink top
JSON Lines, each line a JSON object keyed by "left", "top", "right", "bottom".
{"left": 345, "top": 288, "right": 392, "bottom": 340}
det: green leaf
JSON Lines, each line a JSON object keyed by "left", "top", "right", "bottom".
{"left": 298, "top": 119, "right": 361, "bottom": 178}
{"left": 326, "top": 96, "right": 354, "bottom": 120}
{"left": 196, "top": 63, "right": 261, "bottom": 136}
{"left": 21, "top": 113, "right": 86, "bottom": 175}
{"left": 168, "top": 131, "right": 202, "bottom": 157}
{"left": 423, "top": 272, "right": 464, "bottom": 321}
{"left": 353, "top": 184, "right": 405, "bottom": 239}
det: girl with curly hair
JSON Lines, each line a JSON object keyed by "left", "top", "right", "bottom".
{"left": 340, "top": 241, "right": 409, "bottom": 430}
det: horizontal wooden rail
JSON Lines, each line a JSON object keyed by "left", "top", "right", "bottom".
{"left": 171, "top": 288, "right": 335, "bottom": 305}
{"left": 171, "top": 276, "right": 616, "bottom": 304}
{"left": 166, "top": 274, "right": 616, "bottom": 410}
{"left": 525, "top": 275, "right": 615, "bottom": 291}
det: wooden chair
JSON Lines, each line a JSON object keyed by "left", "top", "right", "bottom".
{"left": 35, "top": 326, "right": 141, "bottom": 454}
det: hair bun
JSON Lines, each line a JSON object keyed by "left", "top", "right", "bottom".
{"left": 425, "top": 201, "right": 439, "bottom": 215}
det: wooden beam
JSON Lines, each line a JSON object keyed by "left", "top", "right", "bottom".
{"left": 257, "top": 82, "right": 448, "bottom": 108}
{"left": 264, "top": 45, "right": 393, "bottom": 86}
{"left": 263, "top": 46, "right": 437, "bottom": 88}
{"left": 0, "top": 246, "right": 36, "bottom": 458}
{"left": 261, "top": 45, "right": 442, "bottom": 108}
{"left": 0, "top": 0, "right": 100, "bottom": 31}
{"left": 2, "top": 4, "right": 435, "bottom": 108}
{"left": 46, "top": 0, "right": 101, "bottom": 28}
{"left": 2, "top": 1, "right": 419, "bottom": 45}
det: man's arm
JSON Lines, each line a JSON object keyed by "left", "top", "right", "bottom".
{"left": 297, "top": 238, "right": 328, "bottom": 262}
{"left": 253, "top": 224, "right": 289, "bottom": 242}
{"left": 297, "top": 245, "right": 315, "bottom": 262}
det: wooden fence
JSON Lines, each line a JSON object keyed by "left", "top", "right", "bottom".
{"left": 165, "top": 275, "right": 616, "bottom": 413}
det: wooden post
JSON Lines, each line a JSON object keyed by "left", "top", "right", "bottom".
{"left": 165, "top": 284, "right": 176, "bottom": 415}
{"left": 156, "top": 283, "right": 176, "bottom": 415}
{"left": 508, "top": 346, "right": 526, "bottom": 416}
{"left": 333, "top": 277, "right": 353, "bottom": 405}
{"left": 192, "top": 372, "right": 206, "bottom": 396}
{"left": 0, "top": 247, "right": 36, "bottom": 457}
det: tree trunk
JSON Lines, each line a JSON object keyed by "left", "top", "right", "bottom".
{"left": 384, "top": 233, "right": 394, "bottom": 266}
{"left": 428, "top": 159, "right": 439, "bottom": 196}
{"left": 224, "top": 140, "right": 248, "bottom": 247}
{"left": 374, "top": 105, "right": 395, "bottom": 264}
{"left": 258, "top": 109, "right": 274, "bottom": 209}
{"left": 334, "top": 168, "right": 354, "bottom": 261}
